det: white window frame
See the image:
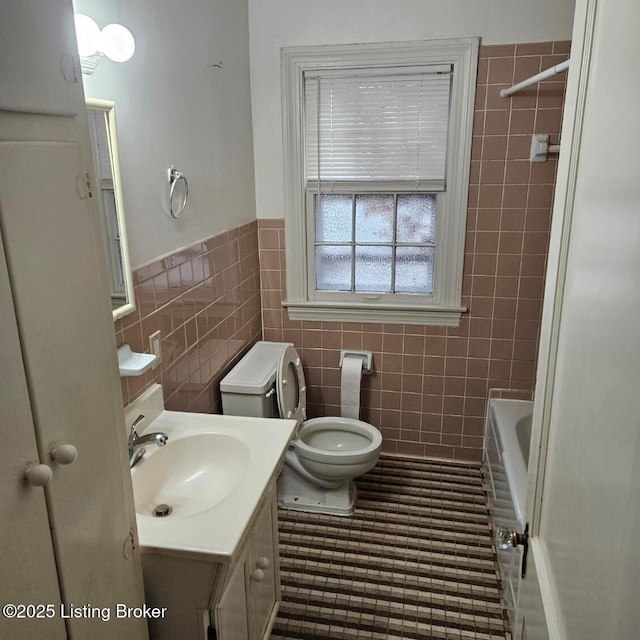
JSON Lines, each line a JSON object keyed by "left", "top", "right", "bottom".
{"left": 281, "top": 38, "right": 479, "bottom": 326}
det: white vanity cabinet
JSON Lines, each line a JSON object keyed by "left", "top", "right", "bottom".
{"left": 216, "top": 487, "right": 280, "bottom": 640}
{"left": 141, "top": 483, "right": 281, "bottom": 640}
{"left": 125, "top": 389, "right": 295, "bottom": 640}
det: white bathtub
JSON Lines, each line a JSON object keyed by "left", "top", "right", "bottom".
{"left": 483, "top": 398, "right": 533, "bottom": 627}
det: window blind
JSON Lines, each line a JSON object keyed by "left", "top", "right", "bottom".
{"left": 304, "top": 66, "right": 452, "bottom": 191}
{"left": 88, "top": 110, "right": 113, "bottom": 180}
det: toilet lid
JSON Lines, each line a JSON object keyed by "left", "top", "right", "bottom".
{"left": 276, "top": 346, "right": 307, "bottom": 427}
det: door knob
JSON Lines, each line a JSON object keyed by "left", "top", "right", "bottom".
{"left": 250, "top": 569, "right": 265, "bottom": 582}
{"left": 496, "top": 523, "right": 530, "bottom": 578}
{"left": 24, "top": 464, "right": 53, "bottom": 486}
{"left": 496, "top": 525, "right": 529, "bottom": 549}
{"left": 256, "top": 556, "right": 270, "bottom": 569}
{"left": 496, "top": 525, "right": 515, "bottom": 550}
{"left": 51, "top": 444, "right": 78, "bottom": 465}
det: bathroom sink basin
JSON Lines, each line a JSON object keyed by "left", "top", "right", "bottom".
{"left": 131, "top": 433, "right": 250, "bottom": 518}
{"left": 124, "top": 384, "right": 297, "bottom": 563}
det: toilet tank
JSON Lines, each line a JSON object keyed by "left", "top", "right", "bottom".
{"left": 220, "top": 341, "right": 292, "bottom": 418}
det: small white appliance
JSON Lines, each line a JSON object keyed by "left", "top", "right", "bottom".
{"left": 220, "top": 341, "right": 382, "bottom": 515}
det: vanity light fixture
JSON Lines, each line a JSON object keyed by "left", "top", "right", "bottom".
{"left": 74, "top": 14, "right": 136, "bottom": 75}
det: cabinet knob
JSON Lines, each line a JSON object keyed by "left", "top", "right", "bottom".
{"left": 51, "top": 444, "right": 78, "bottom": 465}
{"left": 24, "top": 464, "right": 53, "bottom": 486}
{"left": 250, "top": 569, "right": 265, "bottom": 582}
{"left": 256, "top": 557, "right": 270, "bottom": 569}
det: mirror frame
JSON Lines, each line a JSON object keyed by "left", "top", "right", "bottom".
{"left": 86, "top": 98, "right": 136, "bottom": 321}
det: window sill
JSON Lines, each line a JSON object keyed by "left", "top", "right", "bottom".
{"left": 282, "top": 300, "right": 466, "bottom": 326}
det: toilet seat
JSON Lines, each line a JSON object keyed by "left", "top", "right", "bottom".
{"left": 276, "top": 345, "right": 307, "bottom": 428}
{"left": 294, "top": 417, "right": 383, "bottom": 465}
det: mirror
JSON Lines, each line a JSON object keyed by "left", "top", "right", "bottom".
{"left": 86, "top": 98, "right": 135, "bottom": 321}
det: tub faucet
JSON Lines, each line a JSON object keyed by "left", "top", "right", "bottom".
{"left": 128, "top": 414, "right": 168, "bottom": 468}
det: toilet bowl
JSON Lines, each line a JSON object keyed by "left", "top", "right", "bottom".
{"left": 220, "top": 341, "right": 382, "bottom": 515}
{"left": 293, "top": 417, "right": 382, "bottom": 482}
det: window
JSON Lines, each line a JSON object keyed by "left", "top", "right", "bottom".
{"left": 314, "top": 194, "right": 437, "bottom": 295}
{"left": 282, "top": 39, "right": 478, "bottom": 325}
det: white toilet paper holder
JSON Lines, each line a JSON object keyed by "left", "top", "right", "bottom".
{"left": 339, "top": 350, "right": 373, "bottom": 375}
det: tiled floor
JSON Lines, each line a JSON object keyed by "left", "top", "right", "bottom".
{"left": 272, "top": 454, "right": 510, "bottom": 640}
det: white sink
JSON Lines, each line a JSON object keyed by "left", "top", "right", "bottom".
{"left": 132, "top": 433, "right": 250, "bottom": 518}
{"left": 124, "top": 384, "right": 296, "bottom": 564}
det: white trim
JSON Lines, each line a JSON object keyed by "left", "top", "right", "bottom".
{"left": 282, "top": 300, "right": 466, "bottom": 326}
{"left": 527, "top": 0, "right": 597, "bottom": 537}
{"left": 281, "top": 38, "right": 478, "bottom": 326}
{"left": 86, "top": 98, "right": 136, "bottom": 322}
{"left": 530, "top": 539, "right": 567, "bottom": 640}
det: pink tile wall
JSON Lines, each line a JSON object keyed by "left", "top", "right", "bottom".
{"left": 115, "top": 221, "right": 262, "bottom": 413}
{"left": 259, "top": 41, "right": 570, "bottom": 463}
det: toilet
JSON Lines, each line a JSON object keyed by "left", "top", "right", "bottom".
{"left": 220, "top": 341, "right": 382, "bottom": 515}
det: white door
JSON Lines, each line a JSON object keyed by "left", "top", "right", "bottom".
{"left": 516, "top": 0, "right": 640, "bottom": 638}
{"left": 0, "top": 223, "right": 66, "bottom": 640}
{"left": 0, "top": 1, "right": 147, "bottom": 638}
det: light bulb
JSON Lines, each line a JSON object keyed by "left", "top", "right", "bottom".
{"left": 100, "top": 23, "right": 136, "bottom": 63}
{"left": 74, "top": 14, "right": 100, "bottom": 57}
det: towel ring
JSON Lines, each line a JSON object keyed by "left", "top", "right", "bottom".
{"left": 167, "top": 166, "right": 188, "bottom": 219}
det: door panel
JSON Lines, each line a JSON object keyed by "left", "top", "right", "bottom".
{"left": 216, "top": 560, "right": 250, "bottom": 640}
{"left": 0, "top": 2, "right": 146, "bottom": 637}
{"left": 518, "top": 0, "right": 640, "bottom": 637}
{"left": 0, "top": 225, "right": 65, "bottom": 639}
{"left": 0, "top": 135, "right": 146, "bottom": 638}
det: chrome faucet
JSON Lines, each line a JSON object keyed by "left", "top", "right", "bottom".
{"left": 128, "top": 414, "right": 168, "bottom": 468}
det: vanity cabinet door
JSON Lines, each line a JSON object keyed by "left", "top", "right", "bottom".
{"left": 247, "top": 490, "right": 280, "bottom": 640}
{"left": 215, "top": 487, "right": 281, "bottom": 640}
{"left": 216, "top": 559, "right": 250, "bottom": 640}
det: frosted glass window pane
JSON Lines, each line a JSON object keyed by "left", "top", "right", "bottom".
{"left": 396, "top": 195, "right": 437, "bottom": 244}
{"left": 355, "top": 246, "right": 392, "bottom": 292}
{"left": 355, "top": 195, "right": 394, "bottom": 243}
{"left": 315, "top": 195, "right": 352, "bottom": 242}
{"left": 316, "top": 245, "right": 352, "bottom": 291}
{"left": 395, "top": 247, "right": 434, "bottom": 293}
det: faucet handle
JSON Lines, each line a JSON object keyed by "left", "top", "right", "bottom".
{"left": 129, "top": 414, "right": 145, "bottom": 443}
